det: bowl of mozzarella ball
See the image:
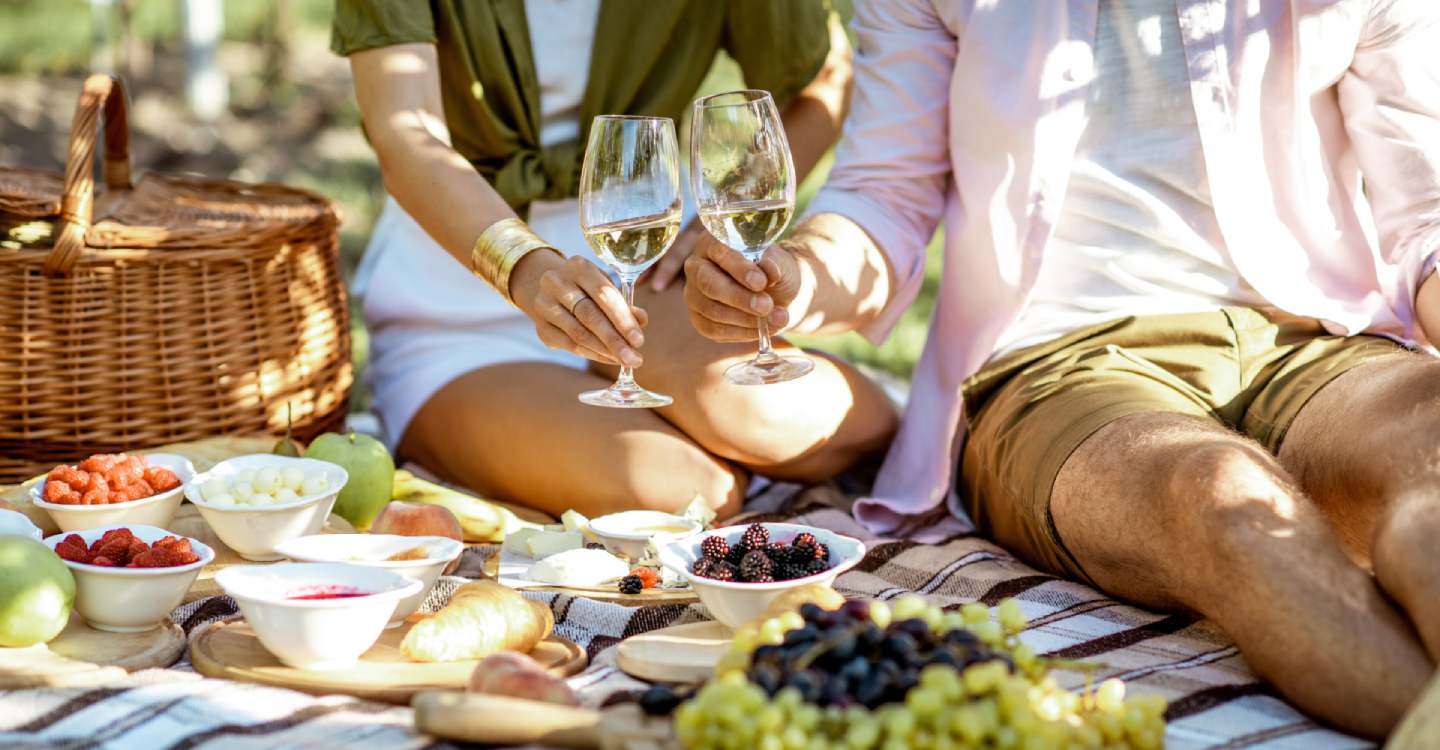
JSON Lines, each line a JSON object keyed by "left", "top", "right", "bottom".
{"left": 184, "top": 455, "right": 349, "bottom": 561}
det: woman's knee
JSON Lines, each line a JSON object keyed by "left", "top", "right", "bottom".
{"left": 621, "top": 432, "right": 747, "bottom": 518}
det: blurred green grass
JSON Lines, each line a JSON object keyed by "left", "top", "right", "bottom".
{"left": 0, "top": 0, "right": 936, "bottom": 399}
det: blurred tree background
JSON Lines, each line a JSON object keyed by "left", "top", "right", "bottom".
{"left": 0, "top": 0, "right": 938, "bottom": 411}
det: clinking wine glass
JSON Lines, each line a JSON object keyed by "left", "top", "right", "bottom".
{"left": 577, "top": 115, "right": 682, "bottom": 408}
{"left": 691, "top": 89, "right": 813, "bottom": 385}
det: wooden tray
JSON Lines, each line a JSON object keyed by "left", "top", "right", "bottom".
{"left": 0, "top": 613, "right": 185, "bottom": 688}
{"left": 168, "top": 503, "right": 357, "bottom": 603}
{"left": 616, "top": 621, "right": 731, "bottom": 684}
{"left": 190, "top": 616, "right": 587, "bottom": 704}
{"left": 413, "top": 691, "right": 676, "bottom": 749}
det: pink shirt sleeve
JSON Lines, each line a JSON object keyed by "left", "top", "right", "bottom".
{"left": 1338, "top": 0, "right": 1440, "bottom": 332}
{"left": 804, "top": 0, "right": 957, "bottom": 344}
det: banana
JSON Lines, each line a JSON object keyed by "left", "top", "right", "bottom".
{"left": 392, "top": 470, "right": 539, "bottom": 542}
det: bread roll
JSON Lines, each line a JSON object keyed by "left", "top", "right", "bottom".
{"left": 401, "top": 580, "right": 554, "bottom": 662}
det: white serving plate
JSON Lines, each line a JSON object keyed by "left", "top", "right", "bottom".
{"left": 184, "top": 455, "right": 347, "bottom": 561}
{"left": 214, "top": 562, "right": 421, "bottom": 670}
{"left": 0, "top": 508, "right": 42, "bottom": 540}
{"left": 273, "top": 534, "right": 462, "bottom": 628}
{"left": 32, "top": 453, "right": 195, "bottom": 533}
{"left": 43, "top": 523, "right": 215, "bottom": 632}
{"left": 658, "top": 522, "right": 865, "bottom": 629}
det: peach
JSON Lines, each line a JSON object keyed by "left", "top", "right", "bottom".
{"left": 370, "top": 501, "right": 464, "bottom": 574}
{"left": 468, "top": 651, "right": 577, "bottom": 706}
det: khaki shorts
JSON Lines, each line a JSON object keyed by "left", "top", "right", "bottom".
{"left": 959, "top": 307, "right": 1407, "bottom": 587}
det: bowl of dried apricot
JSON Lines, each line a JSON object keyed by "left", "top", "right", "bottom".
{"left": 32, "top": 453, "right": 194, "bottom": 533}
{"left": 45, "top": 524, "right": 214, "bottom": 632}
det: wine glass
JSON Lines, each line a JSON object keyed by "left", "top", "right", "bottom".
{"left": 577, "top": 115, "right": 683, "bottom": 408}
{"left": 691, "top": 90, "right": 813, "bottom": 385}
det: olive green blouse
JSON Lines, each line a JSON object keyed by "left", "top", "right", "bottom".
{"left": 332, "top": 0, "right": 832, "bottom": 216}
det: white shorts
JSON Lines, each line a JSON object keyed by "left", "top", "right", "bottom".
{"left": 358, "top": 198, "right": 587, "bottom": 450}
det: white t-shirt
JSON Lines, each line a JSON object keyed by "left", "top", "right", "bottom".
{"left": 992, "top": 0, "right": 1266, "bottom": 357}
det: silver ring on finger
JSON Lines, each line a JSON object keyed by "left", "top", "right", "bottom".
{"left": 565, "top": 293, "right": 590, "bottom": 316}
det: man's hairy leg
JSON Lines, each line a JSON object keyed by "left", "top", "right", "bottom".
{"left": 1049, "top": 412, "right": 1431, "bottom": 738}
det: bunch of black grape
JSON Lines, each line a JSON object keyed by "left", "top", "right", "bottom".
{"left": 690, "top": 523, "right": 831, "bottom": 583}
{"left": 667, "top": 595, "right": 1169, "bottom": 750}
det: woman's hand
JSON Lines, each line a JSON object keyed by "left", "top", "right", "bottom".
{"left": 642, "top": 219, "right": 711, "bottom": 292}
{"left": 683, "top": 239, "right": 801, "bottom": 342}
{"left": 511, "top": 252, "right": 648, "bottom": 367}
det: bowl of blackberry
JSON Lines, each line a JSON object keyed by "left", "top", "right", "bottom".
{"left": 658, "top": 522, "right": 865, "bottom": 628}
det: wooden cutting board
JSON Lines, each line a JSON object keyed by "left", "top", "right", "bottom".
{"left": 189, "top": 616, "right": 587, "bottom": 704}
{"left": 483, "top": 553, "right": 699, "bottom": 607}
{"left": 616, "top": 621, "right": 731, "bottom": 684}
{"left": 0, "top": 613, "right": 185, "bottom": 688}
{"left": 168, "top": 503, "right": 357, "bottom": 603}
{"left": 412, "top": 691, "right": 677, "bottom": 749}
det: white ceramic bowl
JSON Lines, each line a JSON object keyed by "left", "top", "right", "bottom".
{"left": 215, "top": 562, "right": 422, "bottom": 670}
{"left": 0, "top": 508, "right": 42, "bottom": 540}
{"left": 43, "top": 523, "right": 214, "bottom": 632}
{"left": 272, "top": 534, "right": 462, "bottom": 628}
{"left": 184, "top": 455, "right": 348, "bottom": 561}
{"left": 32, "top": 453, "right": 195, "bottom": 533}
{"left": 658, "top": 522, "right": 866, "bottom": 629}
{"left": 589, "top": 510, "right": 702, "bottom": 559}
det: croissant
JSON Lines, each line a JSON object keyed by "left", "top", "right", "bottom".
{"left": 401, "top": 580, "right": 554, "bottom": 662}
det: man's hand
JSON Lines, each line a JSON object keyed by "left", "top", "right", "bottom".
{"left": 511, "top": 251, "right": 648, "bottom": 366}
{"left": 683, "top": 239, "right": 802, "bottom": 342}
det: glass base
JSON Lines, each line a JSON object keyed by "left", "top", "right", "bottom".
{"left": 724, "top": 353, "right": 815, "bottom": 385}
{"left": 579, "top": 381, "right": 673, "bottom": 408}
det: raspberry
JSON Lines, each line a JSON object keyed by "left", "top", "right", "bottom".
{"left": 629, "top": 567, "right": 659, "bottom": 589}
{"left": 144, "top": 466, "right": 181, "bottom": 492}
{"left": 739, "top": 549, "right": 774, "bottom": 583}
{"left": 740, "top": 523, "right": 769, "bottom": 550}
{"left": 618, "top": 575, "right": 644, "bottom": 595}
{"left": 700, "top": 535, "right": 730, "bottom": 561}
{"left": 91, "top": 556, "right": 117, "bottom": 567}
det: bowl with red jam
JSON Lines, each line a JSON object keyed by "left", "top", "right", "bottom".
{"left": 214, "top": 562, "right": 422, "bottom": 670}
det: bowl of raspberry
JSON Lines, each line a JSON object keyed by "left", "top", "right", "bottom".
{"left": 32, "top": 453, "right": 193, "bottom": 533}
{"left": 658, "top": 522, "right": 865, "bottom": 629}
{"left": 44, "top": 524, "right": 214, "bottom": 632}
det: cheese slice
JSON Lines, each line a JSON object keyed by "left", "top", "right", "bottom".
{"left": 525, "top": 530, "right": 583, "bottom": 559}
{"left": 502, "top": 527, "right": 542, "bottom": 557}
{"left": 561, "top": 509, "right": 590, "bottom": 533}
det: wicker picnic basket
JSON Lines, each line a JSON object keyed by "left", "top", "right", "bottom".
{"left": 0, "top": 74, "right": 352, "bottom": 484}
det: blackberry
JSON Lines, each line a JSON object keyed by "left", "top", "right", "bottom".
{"left": 691, "top": 556, "right": 716, "bottom": 577}
{"left": 814, "top": 542, "right": 831, "bottom": 562}
{"left": 774, "top": 562, "right": 807, "bottom": 581}
{"left": 638, "top": 685, "right": 682, "bottom": 716}
{"left": 741, "top": 523, "right": 769, "bottom": 550}
{"left": 765, "top": 541, "right": 790, "bottom": 563}
{"left": 585, "top": 542, "right": 606, "bottom": 550}
{"left": 725, "top": 541, "right": 750, "bottom": 567}
{"left": 700, "top": 535, "right": 730, "bottom": 561}
{"left": 707, "top": 561, "right": 737, "bottom": 581}
{"left": 738, "top": 549, "right": 774, "bottom": 582}
{"left": 792, "top": 532, "right": 819, "bottom": 549}
{"left": 618, "top": 575, "right": 643, "bottom": 595}
{"left": 805, "top": 558, "right": 830, "bottom": 575}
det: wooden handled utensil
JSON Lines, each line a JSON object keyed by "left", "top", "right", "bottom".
{"left": 411, "top": 691, "right": 676, "bottom": 749}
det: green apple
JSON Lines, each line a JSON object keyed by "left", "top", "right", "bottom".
{"left": 304, "top": 431, "right": 395, "bottom": 530}
{"left": 0, "top": 536, "right": 75, "bottom": 647}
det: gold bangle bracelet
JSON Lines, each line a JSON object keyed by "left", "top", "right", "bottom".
{"left": 470, "top": 218, "right": 555, "bottom": 306}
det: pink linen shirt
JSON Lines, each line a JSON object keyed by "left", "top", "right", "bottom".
{"left": 806, "top": 0, "right": 1440, "bottom": 537}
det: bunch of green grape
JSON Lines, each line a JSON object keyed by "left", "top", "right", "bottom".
{"left": 672, "top": 596, "right": 1167, "bottom": 750}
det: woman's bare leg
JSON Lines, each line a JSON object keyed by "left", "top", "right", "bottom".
{"left": 595, "top": 283, "right": 898, "bottom": 482}
{"left": 400, "top": 363, "right": 747, "bottom": 519}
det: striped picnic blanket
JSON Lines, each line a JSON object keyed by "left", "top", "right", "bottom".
{"left": 0, "top": 482, "right": 1371, "bottom": 749}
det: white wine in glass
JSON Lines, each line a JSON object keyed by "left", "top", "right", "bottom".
{"left": 691, "top": 90, "right": 813, "bottom": 385}
{"left": 577, "top": 115, "right": 682, "bottom": 408}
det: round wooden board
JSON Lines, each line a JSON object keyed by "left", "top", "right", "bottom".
{"left": 0, "top": 613, "right": 185, "bottom": 688}
{"left": 169, "top": 503, "right": 357, "bottom": 603}
{"left": 189, "top": 616, "right": 587, "bottom": 704}
{"left": 616, "top": 620, "right": 732, "bottom": 684}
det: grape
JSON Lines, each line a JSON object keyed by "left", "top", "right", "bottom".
{"left": 890, "top": 594, "right": 928, "bottom": 622}
{"left": 1096, "top": 678, "right": 1126, "bottom": 714}
{"left": 868, "top": 600, "right": 891, "bottom": 629}
{"left": 997, "top": 599, "right": 1026, "bottom": 634}
{"left": 905, "top": 687, "right": 942, "bottom": 720}
{"left": 778, "top": 611, "right": 806, "bottom": 632}
{"left": 960, "top": 602, "right": 989, "bottom": 625}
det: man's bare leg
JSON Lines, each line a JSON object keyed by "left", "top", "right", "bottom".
{"left": 401, "top": 363, "right": 746, "bottom": 519}
{"left": 595, "top": 283, "right": 898, "bottom": 481}
{"left": 1280, "top": 354, "right": 1440, "bottom": 662}
{"left": 1049, "top": 412, "right": 1431, "bottom": 738}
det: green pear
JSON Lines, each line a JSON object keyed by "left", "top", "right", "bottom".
{"left": 304, "top": 431, "right": 395, "bottom": 530}
{"left": 0, "top": 536, "right": 75, "bottom": 647}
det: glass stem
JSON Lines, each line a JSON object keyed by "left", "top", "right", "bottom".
{"left": 616, "top": 276, "right": 638, "bottom": 387}
{"left": 755, "top": 314, "right": 778, "bottom": 363}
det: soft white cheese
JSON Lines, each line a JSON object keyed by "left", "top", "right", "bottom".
{"left": 525, "top": 530, "right": 583, "bottom": 559}
{"left": 525, "top": 548, "right": 629, "bottom": 587}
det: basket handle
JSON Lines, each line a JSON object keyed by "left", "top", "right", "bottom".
{"left": 45, "top": 74, "right": 134, "bottom": 277}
